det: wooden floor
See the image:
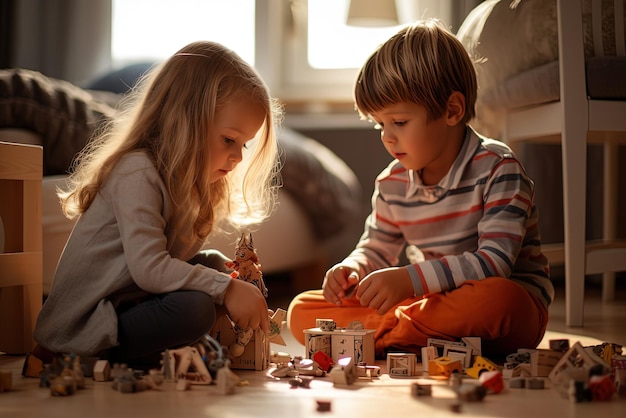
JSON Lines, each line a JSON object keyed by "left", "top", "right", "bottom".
{"left": 545, "top": 277, "right": 626, "bottom": 347}
{"left": 1, "top": 278, "right": 625, "bottom": 418}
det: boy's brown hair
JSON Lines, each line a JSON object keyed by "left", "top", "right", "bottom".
{"left": 354, "top": 18, "right": 477, "bottom": 124}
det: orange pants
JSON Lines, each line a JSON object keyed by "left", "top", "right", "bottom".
{"left": 287, "top": 277, "right": 548, "bottom": 358}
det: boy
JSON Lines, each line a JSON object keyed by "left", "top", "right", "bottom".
{"left": 287, "top": 19, "right": 553, "bottom": 358}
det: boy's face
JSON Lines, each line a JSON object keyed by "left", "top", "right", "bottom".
{"left": 369, "top": 101, "right": 461, "bottom": 183}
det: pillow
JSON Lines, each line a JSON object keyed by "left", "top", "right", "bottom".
{"left": 0, "top": 68, "right": 117, "bottom": 175}
{"left": 84, "top": 62, "right": 157, "bottom": 94}
{"left": 482, "top": 60, "right": 560, "bottom": 109}
{"left": 278, "top": 128, "right": 362, "bottom": 239}
{"left": 585, "top": 56, "right": 626, "bottom": 99}
{"left": 457, "top": 0, "right": 626, "bottom": 137}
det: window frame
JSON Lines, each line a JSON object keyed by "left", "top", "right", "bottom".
{"left": 255, "top": 0, "right": 358, "bottom": 104}
{"left": 256, "top": 0, "right": 460, "bottom": 105}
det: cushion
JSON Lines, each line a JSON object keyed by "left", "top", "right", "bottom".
{"left": 85, "top": 62, "right": 156, "bottom": 94}
{"left": 482, "top": 60, "right": 560, "bottom": 109}
{"left": 0, "top": 68, "right": 116, "bottom": 175}
{"left": 278, "top": 128, "right": 361, "bottom": 239}
{"left": 586, "top": 56, "right": 626, "bottom": 99}
{"left": 457, "top": 0, "right": 626, "bottom": 138}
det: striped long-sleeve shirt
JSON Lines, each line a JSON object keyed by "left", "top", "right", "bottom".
{"left": 345, "top": 127, "right": 554, "bottom": 309}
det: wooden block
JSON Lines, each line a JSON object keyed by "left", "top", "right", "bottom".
{"left": 426, "top": 338, "right": 465, "bottom": 357}
{"left": 0, "top": 370, "right": 12, "bottom": 392}
{"left": 387, "top": 353, "right": 417, "bottom": 377}
{"left": 509, "top": 377, "right": 526, "bottom": 388}
{"left": 93, "top": 360, "right": 111, "bottom": 382}
{"left": 411, "top": 383, "right": 432, "bottom": 396}
{"left": 421, "top": 346, "right": 437, "bottom": 373}
{"left": 461, "top": 337, "right": 482, "bottom": 356}
{"left": 527, "top": 377, "right": 546, "bottom": 389}
{"left": 329, "top": 357, "right": 356, "bottom": 386}
{"left": 316, "top": 400, "right": 332, "bottom": 412}
{"left": 517, "top": 348, "right": 563, "bottom": 377}
{"left": 444, "top": 344, "right": 473, "bottom": 369}
{"left": 549, "top": 339, "right": 570, "bottom": 352}
{"left": 465, "top": 356, "right": 499, "bottom": 379}
{"left": 304, "top": 327, "right": 375, "bottom": 365}
{"left": 502, "top": 364, "right": 521, "bottom": 379}
{"left": 428, "top": 357, "right": 463, "bottom": 378}
{"left": 21, "top": 353, "right": 43, "bottom": 378}
{"left": 176, "top": 378, "right": 190, "bottom": 391}
{"left": 548, "top": 341, "right": 610, "bottom": 384}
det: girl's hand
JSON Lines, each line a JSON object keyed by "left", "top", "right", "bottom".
{"left": 322, "top": 264, "right": 360, "bottom": 305}
{"left": 356, "top": 267, "right": 413, "bottom": 315}
{"left": 223, "top": 279, "right": 269, "bottom": 333}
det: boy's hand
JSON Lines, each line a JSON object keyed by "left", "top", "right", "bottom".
{"left": 322, "top": 264, "right": 360, "bottom": 305}
{"left": 223, "top": 279, "right": 269, "bottom": 333}
{"left": 356, "top": 267, "right": 413, "bottom": 315}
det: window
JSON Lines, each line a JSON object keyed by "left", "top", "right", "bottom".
{"left": 111, "top": 0, "right": 456, "bottom": 105}
{"left": 275, "top": 0, "right": 405, "bottom": 103}
{"left": 111, "top": 0, "right": 255, "bottom": 67}
{"left": 261, "top": 0, "right": 455, "bottom": 104}
{"left": 308, "top": 2, "right": 401, "bottom": 70}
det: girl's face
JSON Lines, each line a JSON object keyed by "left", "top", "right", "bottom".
{"left": 208, "top": 96, "right": 266, "bottom": 183}
{"left": 369, "top": 100, "right": 462, "bottom": 185}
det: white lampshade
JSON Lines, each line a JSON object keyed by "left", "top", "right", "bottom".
{"left": 347, "top": 0, "right": 399, "bottom": 27}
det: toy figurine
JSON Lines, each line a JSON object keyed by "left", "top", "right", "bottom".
{"left": 225, "top": 233, "right": 268, "bottom": 296}
{"left": 50, "top": 376, "right": 76, "bottom": 396}
{"left": 70, "top": 354, "right": 86, "bottom": 389}
{"left": 164, "top": 346, "right": 212, "bottom": 384}
{"left": 225, "top": 233, "right": 268, "bottom": 357}
{"left": 209, "top": 234, "right": 285, "bottom": 369}
{"left": 197, "top": 334, "right": 231, "bottom": 378}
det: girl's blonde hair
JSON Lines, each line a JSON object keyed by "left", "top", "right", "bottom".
{"left": 60, "top": 41, "right": 282, "bottom": 246}
{"left": 354, "top": 18, "right": 477, "bottom": 124}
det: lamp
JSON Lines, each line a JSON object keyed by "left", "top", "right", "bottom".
{"left": 346, "top": 0, "right": 399, "bottom": 27}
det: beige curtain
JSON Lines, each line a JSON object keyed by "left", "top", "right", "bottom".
{"left": 12, "top": 0, "right": 112, "bottom": 86}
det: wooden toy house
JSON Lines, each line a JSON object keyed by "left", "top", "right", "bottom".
{"left": 304, "top": 326, "right": 375, "bottom": 365}
{"left": 211, "top": 315, "right": 269, "bottom": 371}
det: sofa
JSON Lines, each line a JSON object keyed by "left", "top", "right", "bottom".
{"left": 0, "top": 68, "right": 362, "bottom": 296}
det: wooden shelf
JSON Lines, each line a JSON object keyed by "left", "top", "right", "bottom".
{"left": 0, "top": 141, "right": 43, "bottom": 354}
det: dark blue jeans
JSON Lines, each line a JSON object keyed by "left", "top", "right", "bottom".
{"left": 108, "top": 290, "right": 216, "bottom": 369}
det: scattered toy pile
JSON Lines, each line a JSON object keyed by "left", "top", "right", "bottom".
{"left": 294, "top": 319, "right": 624, "bottom": 406}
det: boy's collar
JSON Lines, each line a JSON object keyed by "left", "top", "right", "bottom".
{"left": 406, "top": 127, "right": 477, "bottom": 200}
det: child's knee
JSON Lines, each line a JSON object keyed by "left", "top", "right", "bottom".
{"left": 474, "top": 277, "right": 531, "bottom": 308}
{"left": 176, "top": 291, "right": 216, "bottom": 333}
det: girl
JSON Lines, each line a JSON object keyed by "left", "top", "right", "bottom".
{"left": 33, "top": 41, "right": 282, "bottom": 369}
